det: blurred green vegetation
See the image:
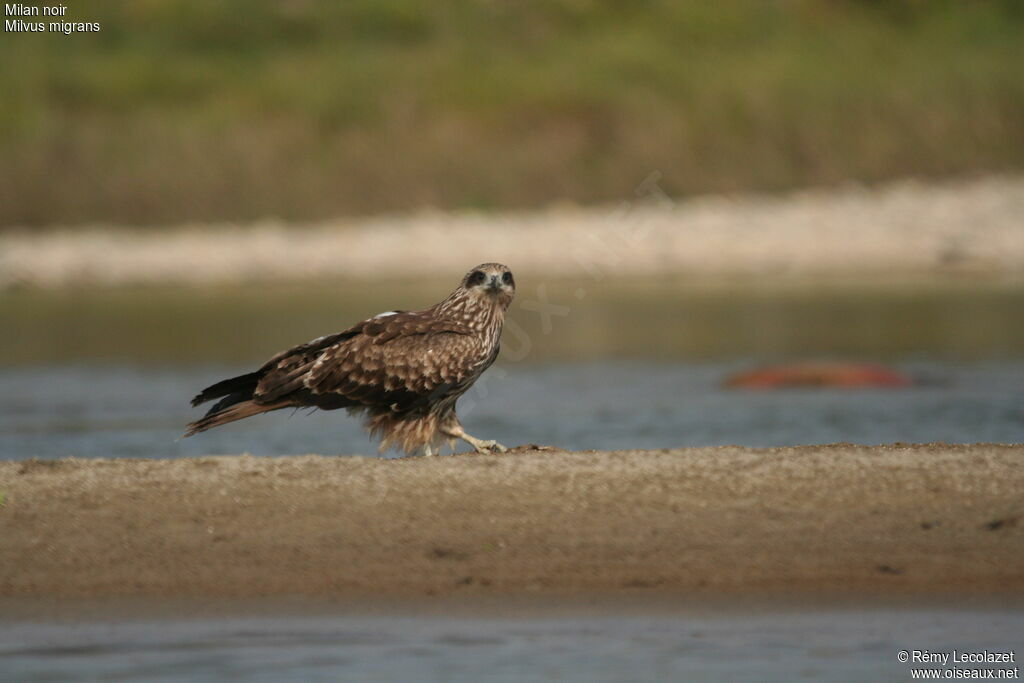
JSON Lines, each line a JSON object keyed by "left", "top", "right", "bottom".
{"left": 1, "top": 0, "right": 1022, "bottom": 226}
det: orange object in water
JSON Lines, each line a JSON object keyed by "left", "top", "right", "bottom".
{"left": 725, "top": 362, "right": 913, "bottom": 389}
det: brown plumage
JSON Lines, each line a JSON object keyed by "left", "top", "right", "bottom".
{"left": 184, "top": 263, "right": 515, "bottom": 456}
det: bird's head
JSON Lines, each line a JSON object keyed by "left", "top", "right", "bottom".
{"left": 461, "top": 263, "right": 515, "bottom": 308}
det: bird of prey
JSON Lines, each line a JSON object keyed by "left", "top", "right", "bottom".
{"left": 184, "top": 263, "right": 515, "bottom": 456}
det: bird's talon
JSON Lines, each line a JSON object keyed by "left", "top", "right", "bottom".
{"left": 444, "top": 428, "right": 509, "bottom": 455}
{"left": 473, "top": 440, "right": 507, "bottom": 454}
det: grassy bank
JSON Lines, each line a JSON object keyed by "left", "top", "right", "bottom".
{"left": 2, "top": 0, "right": 1022, "bottom": 226}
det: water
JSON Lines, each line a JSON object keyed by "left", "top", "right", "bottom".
{"left": 4, "top": 278, "right": 1024, "bottom": 365}
{"left": 3, "top": 277, "right": 1022, "bottom": 458}
{"left": 1, "top": 360, "right": 1022, "bottom": 460}
{"left": 3, "top": 606, "right": 1022, "bottom": 682}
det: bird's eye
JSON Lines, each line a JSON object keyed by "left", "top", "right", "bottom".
{"left": 502, "top": 272, "right": 515, "bottom": 287}
{"left": 467, "top": 270, "right": 486, "bottom": 286}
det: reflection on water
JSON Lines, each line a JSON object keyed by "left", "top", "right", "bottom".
{"left": 2, "top": 278, "right": 1023, "bottom": 365}
{"left": 1, "top": 361, "right": 1021, "bottom": 460}
{"left": 3, "top": 608, "right": 1022, "bottom": 682}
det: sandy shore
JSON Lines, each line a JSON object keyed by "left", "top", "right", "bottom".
{"left": 1, "top": 444, "right": 1021, "bottom": 601}
{"left": 2, "top": 175, "right": 1023, "bottom": 288}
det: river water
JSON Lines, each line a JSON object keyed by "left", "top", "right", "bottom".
{"left": 3, "top": 605, "right": 1022, "bottom": 682}
{"left": 3, "top": 277, "right": 1022, "bottom": 458}
{"left": 1, "top": 359, "right": 1023, "bottom": 460}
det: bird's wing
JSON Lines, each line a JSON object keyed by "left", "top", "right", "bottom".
{"left": 303, "top": 312, "right": 485, "bottom": 412}
{"left": 251, "top": 311, "right": 482, "bottom": 411}
{"left": 249, "top": 326, "right": 366, "bottom": 404}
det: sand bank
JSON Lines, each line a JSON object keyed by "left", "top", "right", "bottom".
{"left": 1, "top": 444, "right": 1021, "bottom": 600}
{"left": 2, "top": 176, "right": 1023, "bottom": 289}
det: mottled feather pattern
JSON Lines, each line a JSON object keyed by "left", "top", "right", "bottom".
{"left": 185, "top": 263, "right": 515, "bottom": 454}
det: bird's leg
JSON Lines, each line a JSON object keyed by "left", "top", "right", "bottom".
{"left": 441, "top": 424, "right": 507, "bottom": 455}
{"left": 421, "top": 443, "right": 437, "bottom": 457}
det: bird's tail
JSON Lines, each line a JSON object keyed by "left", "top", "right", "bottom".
{"left": 190, "top": 371, "right": 261, "bottom": 408}
{"left": 182, "top": 400, "right": 282, "bottom": 437}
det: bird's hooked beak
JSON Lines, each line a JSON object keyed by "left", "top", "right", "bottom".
{"left": 485, "top": 275, "right": 502, "bottom": 293}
